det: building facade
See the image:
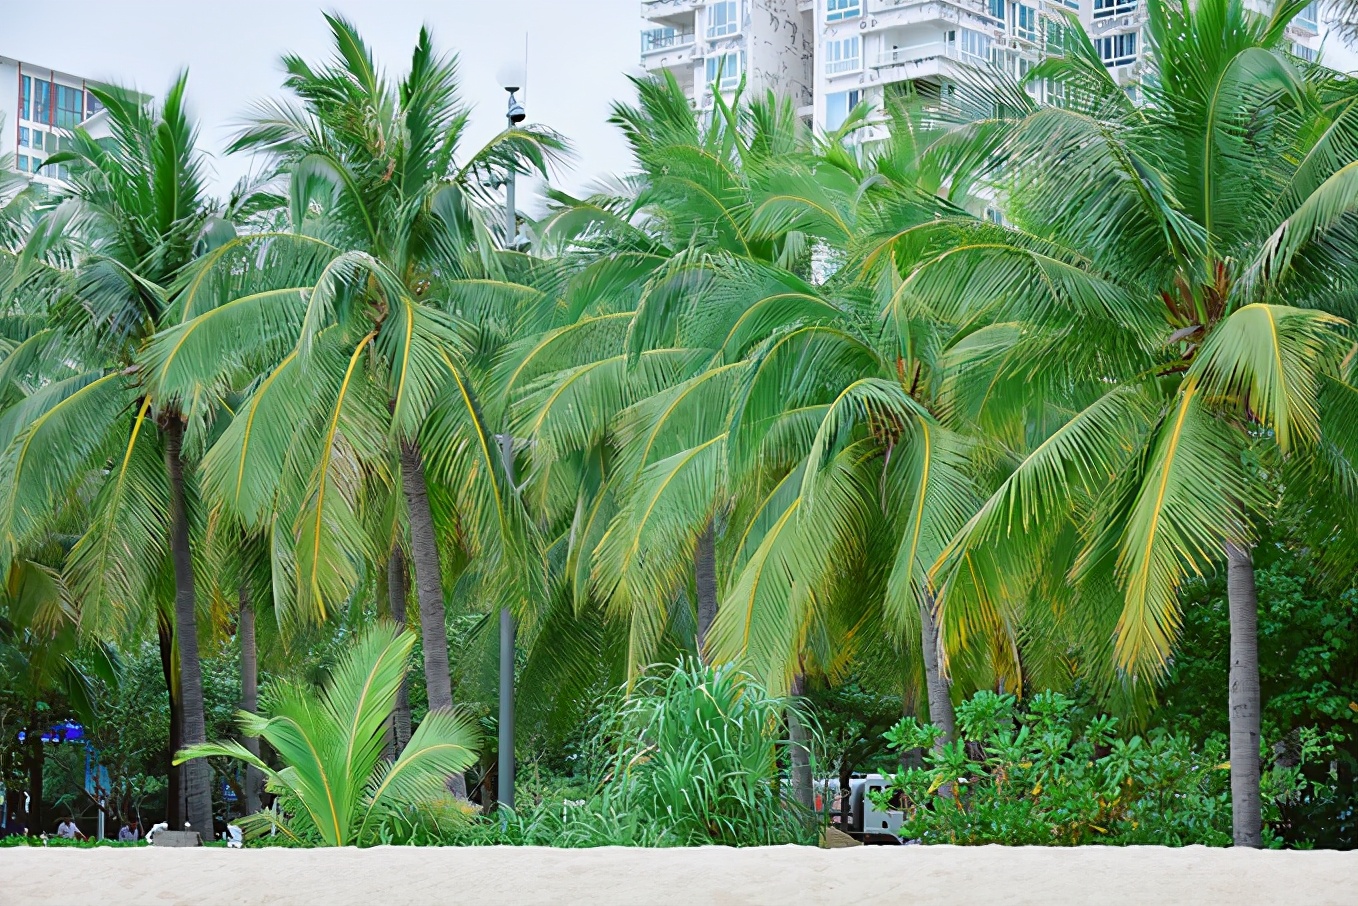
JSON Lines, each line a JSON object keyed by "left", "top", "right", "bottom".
{"left": 642, "top": 1, "right": 1324, "bottom": 134}
{"left": 0, "top": 56, "right": 111, "bottom": 187}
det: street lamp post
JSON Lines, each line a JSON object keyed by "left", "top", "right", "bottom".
{"left": 496, "top": 64, "right": 526, "bottom": 813}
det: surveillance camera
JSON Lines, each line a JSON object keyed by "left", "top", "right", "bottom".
{"left": 508, "top": 102, "right": 526, "bottom": 124}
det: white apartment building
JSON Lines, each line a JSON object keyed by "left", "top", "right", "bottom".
{"left": 0, "top": 56, "right": 111, "bottom": 187}
{"left": 642, "top": 1, "right": 1324, "bottom": 134}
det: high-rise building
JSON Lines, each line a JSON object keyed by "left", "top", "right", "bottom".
{"left": 641, "top": 1, "right": 1324, "bottom": 135}
{"left": 0, "top": 56, "right": 112, "bottom": 187}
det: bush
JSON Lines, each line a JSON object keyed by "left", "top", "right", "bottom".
{"left": 441, "top": 661, "right": 818, "bottom": 848}
{"left": 873, "top": 690, "right": 1332, "bottom": 847}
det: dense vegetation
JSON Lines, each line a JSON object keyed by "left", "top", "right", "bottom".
{"left": 2, "top": 0, "right": 1356, "bottom": 849}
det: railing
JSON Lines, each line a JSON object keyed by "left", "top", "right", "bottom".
{"left": 826, "top": 55, "right": 862, "bottom": 74}
{"left": 875, "top": 40, "right": 987, "bottom": 70}
{"left": 873, "top": 0, "right": 988, "bottom": 14}
{"left": 642, "top": 28, "right": 696, "bottom": 53}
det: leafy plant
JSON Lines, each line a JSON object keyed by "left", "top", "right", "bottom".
{"left": 178, "top": 624, "right": 479, "bottom": 847}
{"left": 872, "top": 691, "right": 1335, "bottom": 847}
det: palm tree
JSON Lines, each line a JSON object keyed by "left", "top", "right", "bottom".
{"left": 180, "top": 623, "right": 479, "bottom": 846}
{"left": 0, "top": 75, "right": 246, "bottom": 835}
{"left": 921, "top": 0, "right": 1358, "bottom": 846}
{"left": 145, "top": 16, "right": 560, "bottom": 796}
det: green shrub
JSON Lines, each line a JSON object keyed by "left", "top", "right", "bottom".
{"left": 441, "top": 661, "right": 818, "bottom": 848}
{"left": 873, "top": 690, "right": 1332, "bottom": 847}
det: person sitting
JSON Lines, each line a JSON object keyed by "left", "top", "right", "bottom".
{"left": 117, "top": 818, "right": 140, "bottom": 842}
{"left": 56, "top": 817, "right": 84, "bottom": 840}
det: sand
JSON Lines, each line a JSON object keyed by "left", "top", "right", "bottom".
{"left": 2, "top": 844, "right": 1355, "bottom": 905}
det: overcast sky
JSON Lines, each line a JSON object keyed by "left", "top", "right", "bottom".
{"left": 2, "top": 0, "right": 645, "bottom": 202}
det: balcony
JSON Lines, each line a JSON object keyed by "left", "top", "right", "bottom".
{"left": 642, "top": 27, "right": 696, "bottom": 54}
{"left": 873, "top": 37, "right": 988, "bottom": 74}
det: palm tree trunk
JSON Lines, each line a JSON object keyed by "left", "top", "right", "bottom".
{"left": 398, "top": 439, "right": 467, "bottom": 798}
{"left": 788, "top": 674, "right": 814, "bottom": 811}
{"left": 238, "top": 586, "right": 263, "bottom": 816}
{"left": 920, "top": 595, "right": 956, "bottom": 748}
{"left": 163, "top": 417, "right": 213, "bottom": 836}
{"left": 156, "top": 614, "right": 182, "bottom": 829}
{"left": 25, "top": 712, "right": 43, "bottom": 837}
{"left": 1226, "top": 541, "right": 1263, "bottom": 848}
{"left": 695, "top": 519, "right": 718, "bottom": 658}
{"left": 387, "top": 545, "right": 412, "bottom": 755}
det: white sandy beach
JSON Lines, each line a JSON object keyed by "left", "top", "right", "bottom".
{"left": 2, "top": 844, "right": 1355, "bottom": 905}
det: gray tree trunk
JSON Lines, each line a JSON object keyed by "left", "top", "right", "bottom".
{"left": 1226, "top": 541, "right": 1263, "bottom": 847}
{"left": 238, "top": 586, "right": 263, "bottom": 816}
{"left": 788, "top": 674, "right": 814, "bottom": 812}
{"left": 156, "top": 615, "right": 182, "bottom": 829}
{"left": 163, "top": 418, "right": 213, "bottom": 836}
{"left": 398, "top": 440, "right": 467, "bottom": 798}
{"left": 387, "top": 545, "right": 412, "bottom": 756}
{"left": 920, "top": 595, "right": 956, "bottom": 749}
{"left": 694, "top": 519, "right": 718, "bottom": 658}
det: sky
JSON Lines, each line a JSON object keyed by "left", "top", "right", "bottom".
{"left": 1, "top": 0, "right": 646, "bottom": 203}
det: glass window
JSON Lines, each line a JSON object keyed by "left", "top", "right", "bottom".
{"left": 20, "top": 76, "right": 31, "bottom": 121}
{"left": 826, "top": 0, "right": 860, "bottom": 22}
{"left": 55, "top": 84, "right": 84, "bottom": 129}
{"left": 1292, "top": 42, "right": 1318, "bottom": 62}
{"left": 1096, "top": 32, "right": 1138, "bottom": 66}
{"left": 18, "top": 127, "right": 29, "bottom": 148}
{"left": 30, "top": 156, "right": 43, "bottom": 174}
{"left": 17, "top": 155, "right": 28, "bottom": 172}
{"left": 1093, "top": 0, "right": 1137, "bottom": 19}
{"left": 1296, "top": 2, "right": 1318, "bottom": 31}
{"left": 1014, "top": 4, "right": 1038, "bottom": 41}
{"left": 706, "top": 51, "right": 743, "bottom": 91}
{"left": 45, "top": 131, "right": 58, "bottom": 152}
{"left": 958, "top": 28, "right": 993, "bottom": 65}
{"left": 825, "top": 89, "right": 863, "bottom": 132}
{"left": 642, "top": 26, "right": 694, "bottom": 52}
{"left": 825, "top": 36, "right": 861, "bottom": 74}
{"left": 988, "top": 0, "right": 1005, "bottom": 21}
{"left": 707, "top": 1, "right": 740, "bottom": 38}
{"left": 31, "top": 79, "right": 53, "bottom": 125}
{"left": 85, "top": 91, "right": 103, "bottom": 118}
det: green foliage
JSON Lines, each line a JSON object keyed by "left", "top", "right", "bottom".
{"left": 179, "top": 624, "right": 480, "bottom": 847}
{"left": 873, "top": 691, "right": 1330, "bottom": 847}
{"left": 437, "top": 662, "right": 818, "bottom": 848}
{"left": 1153, "top": 544, "right": 1358, "bottom": 847}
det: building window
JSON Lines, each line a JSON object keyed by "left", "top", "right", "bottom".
{"left": 1096, "top": 32, "right": 1138, "bottom": 66}
{"left": 825, "top": 88, "right": 863, "bottom": 131}
{"left": 45, "top": 131, "right": 58, "bottom": 152}
{"left": 825, "top": 36, "right": 861, "bottom": 75}
{"left": 706, "top": 51, "right": 744, "bottom": 91}
{"left": 55, "top": 84, "right": 84, "bottom": 129}
{"left": 1093, "top": 0, "right": 1137, "bottom": 19}
{"left": 17, "top": 155, "right": 28, "bottom": 172}
{"left": 1292, "top": 42, "right": 1318, "bottom": 62}
{"left": 30, "top": 156, "right": 43, "bottom": 174}
{"left": 642, "top": 26, "right": 694, "bottom": 52}
{"left": 26, "top": 78, "right": 53, "bottom": 125}
{"left": 1296, "top": 2, "right": 1318, "bottom": 31}
{"left": 1014, "top": 4, "right": 1038, "bottom": 42}
{"left": 826, "top": 0, "right": 861, "bottom": 22}
{"left": 952, "top": 28, "right": 993, "bottom": 66}
{"left": 988, "top": 0, "right": 1005, "bottom": 21}
{"left": 86, "top": 91, "right": 103, "bottom": 118}
{"left": 707, "top": 1, "right": 740, "bottom": 38}
{"left": 18, "top": 127, "right": 29, "bottom": 148}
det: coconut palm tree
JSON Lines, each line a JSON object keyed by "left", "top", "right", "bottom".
{"left": 144, "top": 16, "right": 561, "bottom": 795}
{"left": 0, "top": 75, "right": 251, "bottom": 835}
{"left": 918, "top": 0, "right": 1358, "bottom": 846}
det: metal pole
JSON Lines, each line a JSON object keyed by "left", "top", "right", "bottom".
{"left": 498, "top": 94, "right": 518, "bottom": 812}
{"left": 496, "top": 432, "right": 516, "bottom": 812}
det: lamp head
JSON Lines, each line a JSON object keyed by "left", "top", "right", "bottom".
{"left": 496, "top": 61, "right": 526, "bottom": 94}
